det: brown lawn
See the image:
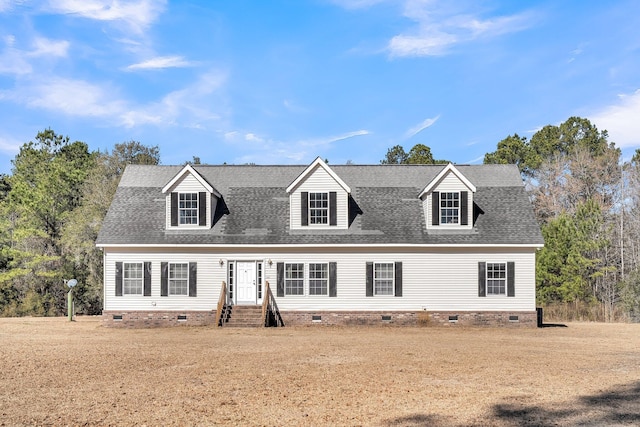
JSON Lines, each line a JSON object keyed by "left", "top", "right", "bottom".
{"left": 0, "top": 317, "right": 639, "bottom": 426}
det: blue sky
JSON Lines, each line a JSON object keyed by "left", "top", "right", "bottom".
{"left": 0, "top": 0, "right": 639, "bottom": 172}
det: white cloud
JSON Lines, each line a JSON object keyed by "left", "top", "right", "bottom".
{"left": 28, "top": 37, "right": 69, "bottom": 57}
{"left": 15, "top": 77, "right": 126, "bottom": 118}
{"left": 126, "top": 55, "right": 195, "bottom": 70}
{"left": 465, "top": 155, "right": 484, "bottom": 164}
{"left": 225, "top": 129, "right": 371, "bottom": 165}
{"left": 0, "top": 134, "right": 21, "bottom": 155}
{"left": 388, "top": 1, "right": 534, "bottom": 57}
{"left": 245, "top": 133, "right": 264, "bottom": 143}
{"left": 1, "top": 68, "right": 227, "bottom": 129}
{"left": 0, "top": 36, "right": 69, "bottom": 75}
{"left": 590, "top": 89, "right": 640, "bottom": 149}
{"left": 330, "top": 0, "right": 387, "bottom": 10}
{"left": 299, "top": 129, "right": 370, "bottom": 148}
{"left": 120, "top": 69, "right": 227, "bottom": 127}
{"left": 405, "top": 114, "right": 440, "bottom": 138}
{"left": 43, "top": 0, "right": 166, "bottom": 33}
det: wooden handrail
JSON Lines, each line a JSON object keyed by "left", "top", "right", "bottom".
{"left": 261, "top": 281, "right": 270, "bottom": 325}
{"left": 261, "top": 280, "right": 284, "bottom": 327}
{"left": 215, "top": 281, "right": 227, "bottom": 326}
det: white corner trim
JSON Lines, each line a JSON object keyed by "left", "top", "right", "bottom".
{"left": 286, "top": 157, "right": 351, "bottom": 194}
{"left": 161, "top": 164, "right": 221, "bottom": 197}
{"left": 419, "top": 163, "right": 476, "bottom": 198}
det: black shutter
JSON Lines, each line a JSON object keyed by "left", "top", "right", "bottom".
{"left": 394, "top": 262, "right": 403, "bottom": 297}
{"left": 144, "top": 262, "right": 152, "bottom": 296}
{"left": 171, "top": 192, "right": 178, "bottom": 226}
{"left": 432, "top": 191, "right": 440, "bottom": 226}
{"left": 301, "top": 192, "right": 309, "bottom": 226}
{"left": 329, "top": 192, "right": 337, "bottom": 226}
{"left": 478, "top": 262, "right": 486, "bottom": 297}
{"left": 460, "top": 191, "right": 468, "bottom": 225}
{"left": 277, "top": 262, "right": 284, "bottom": 297}
{"left": 161, "top": 262, "right": 168, "bottom": 296}
{"left": 198, "top": 192, "right": 207, "bottom": 226}
{"left": 189, "top": 262, "right": 197, "bottom": 297}
{"left": 507, "top": 262, "right": 515, "bottom": 297}
{"left": 366, "top": 262, "right": 373, "bottom": 297}
{"left": 329, "top": 262, "right": 337, "bottom": 297}
{"left": 115, "top": 262, "right": 123, "bottom": 296}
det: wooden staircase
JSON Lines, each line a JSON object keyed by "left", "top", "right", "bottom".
{"left": 216, "top": 281, "right": 284, "bottom": 328}
{"left": 220, "top": 305, "right": 265, "bottom": 327}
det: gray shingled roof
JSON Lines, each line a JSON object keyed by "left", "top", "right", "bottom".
{"left": 96, "top": 163, "right": 543, "bottom": 246}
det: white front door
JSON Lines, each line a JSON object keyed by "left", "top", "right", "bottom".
{"left": 236, "top": 261, "right": 257, "bottom": 304}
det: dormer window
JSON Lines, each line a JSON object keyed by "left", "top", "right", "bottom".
{"left": 179, "top": 193, "right": 198, "bottom": 225}
{"left": 286, "top": 158, "right": 351, "bottom": 230}
{"left": 420, "top": 164, "right": 476, "bottom": 230}
{"left": 162, "top": 164, "right": 222, "bottom": 229}
{"left": 309, "top": 192, "right": 329, "bottom": 224}
{"left": 440, "top": 192, "right": 459, "bottom": 224}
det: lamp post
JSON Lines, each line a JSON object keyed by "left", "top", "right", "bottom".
{"left": 66, "top": 279, "right": 77, "bottom": 321}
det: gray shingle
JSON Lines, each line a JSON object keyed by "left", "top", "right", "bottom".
{"left": 97, "top": 163, "right": 543, "bottom": 246}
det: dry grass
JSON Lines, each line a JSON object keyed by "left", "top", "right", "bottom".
{"left": 1, "top": 318, "right": 639, "bottom": 426}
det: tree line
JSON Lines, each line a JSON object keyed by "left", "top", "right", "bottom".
{"left": 1, "top": 118, "right": 639, "bottom": 320}
{"left": 0, "top": 130, "right": 159, "bottom": 315}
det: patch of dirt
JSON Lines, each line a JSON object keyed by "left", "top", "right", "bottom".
{"left": 1, "top": 318, "right": 639, "bottom": 426}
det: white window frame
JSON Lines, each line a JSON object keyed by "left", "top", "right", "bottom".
{"left": 374, "top": 262, "right": 395, "bottom": 296}
{"left": 486, "top": 262, "right": 507, "bottom": 296}
{"left": 284, "top": 263, "right": 305, "bottom": 296}
{"left": 123, "top": 262, "right": 143, "bottom": 295}
{"left": 308, "top": 192, "right": 329, "bottom": 225}
{"left": 257, "top": 261, "right": 263, "bottom": 300}
{"left": 169, "top": 262, "right": 189, "bottom": 296}
{"left": 308, "top": 263, "right": 329, "bottom": 296}
{"left": 440, "top": 191, "right": 460, "bottom": 225}
{"left": 179, "top": 192, "right": 198, "bottom": 225}
{"left": 227, "top": 261, "right": 234, "bottom": 301}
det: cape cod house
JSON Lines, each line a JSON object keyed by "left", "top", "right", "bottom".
{"left": 96, "top": 158, "right": 543, "bottom": 327}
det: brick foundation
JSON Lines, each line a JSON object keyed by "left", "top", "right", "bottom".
{"left": 280, "top": 311, "right": 418, "bottom": 326}
{"left": 102, "top": 309, "right": 537, "bottom": 328}
{"left": 281, "top": 310, "right": 537, "bottom": 327}
{"left": 422, "top": 310, "right": 537, "bottom": 327}
{"left": 102, "top": 310, "right": 216, "bottom": 328}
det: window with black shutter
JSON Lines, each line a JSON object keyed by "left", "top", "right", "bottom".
{"left": 366, "top": 262, "right": 402, "bottom": 296}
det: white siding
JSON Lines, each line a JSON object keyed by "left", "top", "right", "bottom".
{"left": 424, "top": 171, "right": 474, "bottom": 230}
{"left": 103, "top": 246, "right": 537, "bottom": 313}
{"left": 289, "top": 165, "right": 349, "bottom": 230}
{"left": 164, "top": 173, "right": 212, "bottom": 229}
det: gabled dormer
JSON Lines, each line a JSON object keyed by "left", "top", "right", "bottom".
{"left": 286, "top": 157, "right": 351, "bottom": 230}
{"left": 419, "top": 163, "right": 476, "bottom": 231}
{"left": 162, "top": 164, "right": 221, "bottom": 229}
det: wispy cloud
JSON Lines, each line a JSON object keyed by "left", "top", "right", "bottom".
{"left": 1, "top": 69, "right": 227, "bottom": 129}
{"left": 405, "top": 115, "right": 439, "bottom": 138}
{"left": 465, "top": 155, "right": 484, "bottom": 164}
{"left": 0, "top": 134, "right": 22, "bottom": 155}
{"left": 590, "top": 89, "right": 640, "bottom": 149}
{"left": 126, "top": 55, "right": 195, "bottom": 70}
{"left": 43, "top": 0, "right": 167, "bottom": 34}
{"left": 225, "top": 129, "right": 371, "bottom": 165}
{"left": 299, "top": 130, "right": 370, "bottom": 148}
{"left": 28, "top": 37, "right": 69, "bottom": 57}
{"left": 0, "top": 35, "right": 69, "bottom": 75}
{"left": 330, "top": 0, "right": 387, "bottom": 10}
{"left": 121, "top": 69, "right": 227, "bottom": 127}
{"left": 12, "top": 76, "right": 126, "bottom": 118}
{"left": 388, "top": 2, "right": 534, "bottom": 57}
